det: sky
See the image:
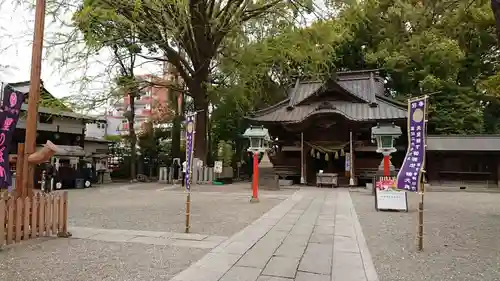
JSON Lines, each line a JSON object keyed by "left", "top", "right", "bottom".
{"left": 0, "top": 1, "right": 330, "bottom": 107}
{"left": 0, "top": 1, "right": 162, "bottom": 109}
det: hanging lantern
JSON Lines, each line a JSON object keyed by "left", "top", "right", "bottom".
{"left": 340, "top": 148, "right": 345, "bottom": 156}
{"left": 334, "top": 151, "right": 339, "bottom": 159}
{"left": 325, "top": 153, "right": 329, "bottom": 161}
{"left": 316, "top": 151, "right": 321, "bottom": 159}
{"left": 311, "top": 149, "right": 315, "bottom": 157}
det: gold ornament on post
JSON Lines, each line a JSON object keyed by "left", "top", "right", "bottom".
{"left": 316, "top": 151, "right": 321, "bottom": 159}
{"left": 311, "top": 149, "right": 315, "bottom": 157}
{"left": 334, "top": 151, "right": 339, "bottom": 159}
{"left": 325, "top": 153, "right": 329, "bottom": 161}
{"left": 340, "top": 148, "right": 345, "bottom": 156}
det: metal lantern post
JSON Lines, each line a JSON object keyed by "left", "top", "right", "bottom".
{"left": 243, "top": 126, "right": 271, "bottom": 203}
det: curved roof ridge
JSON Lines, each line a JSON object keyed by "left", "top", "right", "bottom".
{"left": 251, "top": 98, "right": 290, "bottom": 117}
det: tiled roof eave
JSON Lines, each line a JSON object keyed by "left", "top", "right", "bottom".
{"left": 247, "top": 108, "right": 407, "bottom": 124}
{"left": 244, "top": 98, "right": 290, "bottom": 120}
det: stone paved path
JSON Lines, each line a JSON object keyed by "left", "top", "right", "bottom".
{"left": 70, "top": 226, "right": 228, "bottom": 249}
{"left": 169, "top": 188, "right": 378, "bottom": 281}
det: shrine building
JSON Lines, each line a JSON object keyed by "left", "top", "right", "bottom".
{"left": 246, "top": 69, "right": 500, "bottom": 189}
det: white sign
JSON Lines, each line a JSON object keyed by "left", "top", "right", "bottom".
{"left": 214, "top": 161, "right": 223, "bottom": 173}
{"left": 375, "top": 177, "right": 408, "bottom": 211}
{"left": 376, "top": 189, "right": 408, "bottom": 211}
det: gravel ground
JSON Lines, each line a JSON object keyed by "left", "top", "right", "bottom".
{"left": 350, "top": 190, "right": 500, "bottom": 281}
{"left": 165, "top": 182, "right": 299, "bottom": 194}
{"left": 0, "top": 238, "right": 207, "bottom": 281}
{"left": 68, "top": 183, "right": 289, "bottom": 236}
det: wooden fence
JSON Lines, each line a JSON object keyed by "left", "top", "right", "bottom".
{"left": 1, "top": 191, "right": 69, "bottom": 247}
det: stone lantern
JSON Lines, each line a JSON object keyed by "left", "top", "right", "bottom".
{"left": 371, "top": 123, "right": 402, "bottom": 194}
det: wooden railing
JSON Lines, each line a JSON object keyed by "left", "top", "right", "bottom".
{"left": 1, "top": 191, "right": 69, "bottom": 247}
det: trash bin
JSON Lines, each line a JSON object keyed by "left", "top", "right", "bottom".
{"left": 75, "top": 178, "right": 85, "bottom": 189}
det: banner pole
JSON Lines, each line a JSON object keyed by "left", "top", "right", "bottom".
{"left": 185, "top": 192, "right": 191, "bottom": 233}
{"left": 185, "top": 114, "right": 194, "bottom": 233}
{"left": 417, "top": 184, "right": 424, "bottom": 251}
{"left": 184, "top": 110, "right": 202, "bottom": 233}
{"left": 417, "top": 95, "right": 429, "bottom": 251}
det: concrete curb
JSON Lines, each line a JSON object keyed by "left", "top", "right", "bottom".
{"left": 348, "top": 192, "right": 380, "bottom": 281}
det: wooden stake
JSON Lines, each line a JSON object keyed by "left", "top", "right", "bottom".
{"left": 184, "top": 112, "right": 198, "bottom": 234}
{"left": 22, "top": 0, "right": 46, "bottom": 197}
{"left": 417, "top": 183, "right": 424, "bottom": 251}
{"left": 185, "top": 192, "right": 191, "bottom": 233}
{"left": 417, "top": 96, "right": 429, "bottom": 252}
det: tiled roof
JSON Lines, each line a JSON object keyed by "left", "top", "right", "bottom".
{"left": 288, "top": 81, "right": 324, "bottom": 105}
{"left": 249, "top": 98, "right": 406, "bottom": 123}
{"left": 5, "top": 82, "right": 95, "bottom": 120}
{"left": 337, "top": 73, "right": 382, "bottom": 103}
{"left": 20, "top": 103, "right": 94, "bottom": 120}
{"left": 427, "top": 135, "right": 500, "bottom": 151}
{"left": 248, "top": 70, "right": 406, "bottom": 123}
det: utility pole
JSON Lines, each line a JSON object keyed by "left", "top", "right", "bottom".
{"left": 21, "top": 0, "right": 46, "bottom": 197}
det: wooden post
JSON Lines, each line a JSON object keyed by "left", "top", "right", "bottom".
{"left": 15, "top": 143, "right": 24, "bottom": 198}
{"left": 0, "top": 198, "right": 5, "bottom": 246}
{"left": 300, "top": 132, "right": 305, "bottom": 184}
{"left": 184, "top": 112, "right": 200, "bottom": 234}
{"left": 57, "top": 192, "right": 71, "bottom": 237}
{"left": 349, "top": 130, "right": 355, "bottom": 186}
{"left": 22, "top": 0, "right": 46, "bottom": 197}
{"left": 185, "top": 192, "right": 191, "bottom": 233}
{"left": 417, "top": 96, "right": 429, "bottom": 251}
{"left": 417, "top": 182, "right": 424, "bottom": 251}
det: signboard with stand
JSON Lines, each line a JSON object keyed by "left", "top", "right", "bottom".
{"left": 375, "top": 176, "right": 408, "bottom": 212}
{"left": 214, "top": 161, "right": 222, "bottom": 174}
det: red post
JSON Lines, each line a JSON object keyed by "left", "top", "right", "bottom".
{"left": 383, "top": 154, "right": 390, "bottom": 176}
{"left": 251, "top": 152, "right": 259, "bottom": 203}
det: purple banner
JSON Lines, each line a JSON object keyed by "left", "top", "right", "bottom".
{"left": 1, "top": 85, "right": 25, "bottom": 191}
{"left": 184, "top": 115, "right": 195, "bottom": 191}
{"left": 396, "top": 96, "right": 428, "bottom": 192}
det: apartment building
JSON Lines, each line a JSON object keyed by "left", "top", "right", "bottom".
{"left": 108, "top": 64, "right": 182, "bottom": 135}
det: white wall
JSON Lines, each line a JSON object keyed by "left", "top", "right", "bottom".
{"left": 86, "top": 122, "right": 107, "bottom": 139}
{"left": 106, "top": 116, "right": 122, "bottom": 136}
{"left": 17, "top": 116, "right": 84, "bottom": 134}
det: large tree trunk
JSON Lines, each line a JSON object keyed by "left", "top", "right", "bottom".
{"left": 171, "top": 114, "right": 182, "bottom": 159}
{"left": 190, "top": 81, "right": 209, "bottom": 163}
{"left": 186, "top": 64, "right": 210, "bottom": 162}
{"left": 128, "top": 93, "right": 137, "bottom": 180}
{"left": 170, "top": 74, "right": 183, "bottom": 161}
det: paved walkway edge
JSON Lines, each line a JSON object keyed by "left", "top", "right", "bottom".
{"left": 349, "top": 192, "right": 379, "bottom": 281}
{"left": 170, "top": 191, "right": 303, "bottom": 281}
{"left": 69, "top": 226, "right": 229, "bottom": 249}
